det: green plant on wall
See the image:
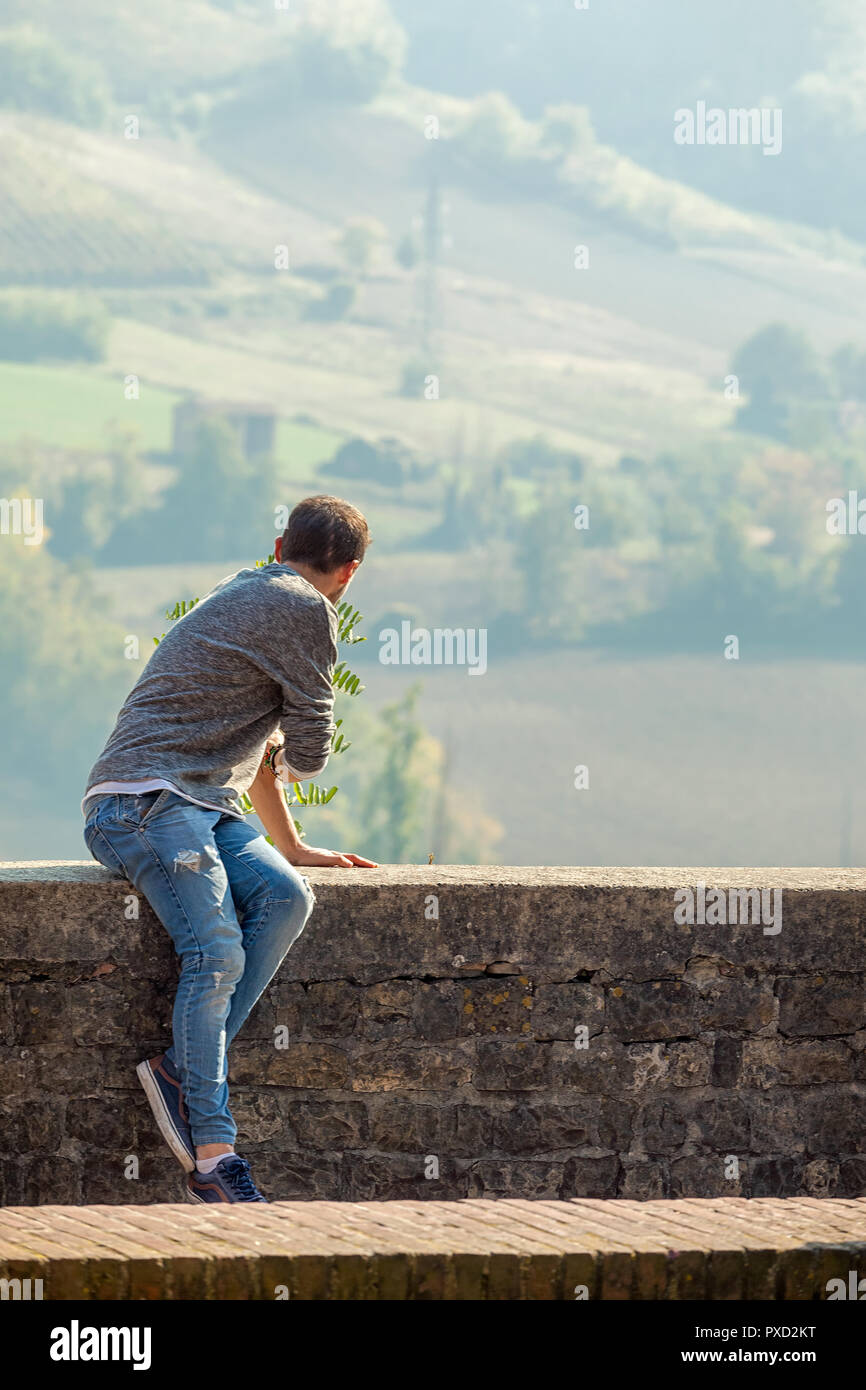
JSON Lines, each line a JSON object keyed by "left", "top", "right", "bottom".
{"left": 153, "top": 551, "right": 366, "bottom": 839}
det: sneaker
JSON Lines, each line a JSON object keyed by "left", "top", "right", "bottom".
{"left": 187, "top": 1155, "right": 268, "bottom": 1204}
{"left": 135, "top": 1054, "right": 196, "bottom": 1173}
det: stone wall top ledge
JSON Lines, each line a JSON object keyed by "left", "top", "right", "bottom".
{"left": 3, "top": 862, "right": 866, "bottom": 891}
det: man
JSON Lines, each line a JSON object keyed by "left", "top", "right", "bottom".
{"left": 82, "top": 495, "right": 376, "bottom": 1203}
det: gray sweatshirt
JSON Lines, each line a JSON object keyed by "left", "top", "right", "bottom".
{"left": 85, "top": 563, "right": 338, "bottom": 817}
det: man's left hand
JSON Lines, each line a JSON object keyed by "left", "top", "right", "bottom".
{"left": 289, "top": 845, "right": 378, "bottom": 868}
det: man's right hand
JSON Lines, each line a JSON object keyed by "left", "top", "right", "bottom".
{"left": 289, "top": 845, "right": 378, "bottom": 868}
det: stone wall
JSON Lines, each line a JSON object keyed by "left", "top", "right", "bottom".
{"left": 1, "top": 864, "right": 864, "bottom": 1206}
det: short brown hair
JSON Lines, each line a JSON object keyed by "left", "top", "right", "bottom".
{"left": 281, "top": 495, "right": 370, "bottom": 572}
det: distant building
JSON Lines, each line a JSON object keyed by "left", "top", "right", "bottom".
{"left": 172, "top": 398, "right": 276, "bottom": 460}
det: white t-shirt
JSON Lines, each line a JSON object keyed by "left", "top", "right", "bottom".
{"left": 81, "top": 779, "right": 235, "bottom": 817}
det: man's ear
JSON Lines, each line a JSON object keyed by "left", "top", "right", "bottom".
{"left": 274, "top": 535, "right": 283, "bottom": 563}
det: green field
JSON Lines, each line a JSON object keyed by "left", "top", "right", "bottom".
{"left": 273, "top": 419, "right": 346, "bottom": 480}
{"left": 0, "top": 358, "right": 346, "bottom": 474}
{"left": 0, "top": 361, "right": 178, "bottom": 449}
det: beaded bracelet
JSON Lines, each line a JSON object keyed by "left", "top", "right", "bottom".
{"left": 262, "top": 743, "right": 282, "bottom": 777}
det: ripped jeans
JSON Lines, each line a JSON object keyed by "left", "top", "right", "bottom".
{"left": 83, "top": 790, "right": 315, "bottom": 1146}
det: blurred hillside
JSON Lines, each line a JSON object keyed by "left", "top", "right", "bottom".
{"left": 2, "top": 0, "right": 866, "bottom": 864}
{"left": 393, "top": 0, "right": 866, "bottom": 240}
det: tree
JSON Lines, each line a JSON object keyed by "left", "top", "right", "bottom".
{"left": 453, "top": 92, "right": 536, "bottom": 172}
{"left": 304, "top": 281, "right": 356, "bottom": 321}
{"left": 539, "top": 103, "right": 596, "bottom": 159}
{"left": 731, "top": 323, "right": 832, "bottom": 440}
{"left": 336, "top": 217, "right": 387, "bottom": 279}
{"left": 0, "top": 292, "right": 108, "bottom": 364}
{"left": 395, "top": 232, "right": 420, "bottom": 270}
{"left": 496, "top": 434, "right": 584, "bottom": 481}
{"left": 833, "top": 343, "right": 866, "bottom": 401}
{"left": 514, "top": 473, "right": 588, "bottom": 642}
{"left": 0, "top": 515, "right": 128, "bottom": 792}
{"left": 49, "top": 428, "right": 149, "bottom": 562}
{"left": 213, "top": 0, "right": 406, "bottom": 118}
{"left": 0, "top": 29, "right": 111, "bottom": 127}
{"left": 300, "top": 686, "right": 506, "bottom": 862}
{"left": 354, "top": 684, "right": 428, "bottom": 862}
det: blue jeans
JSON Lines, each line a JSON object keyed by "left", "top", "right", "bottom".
{"left": 83, "top": 790, "right": 315, "bottom": 1146}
